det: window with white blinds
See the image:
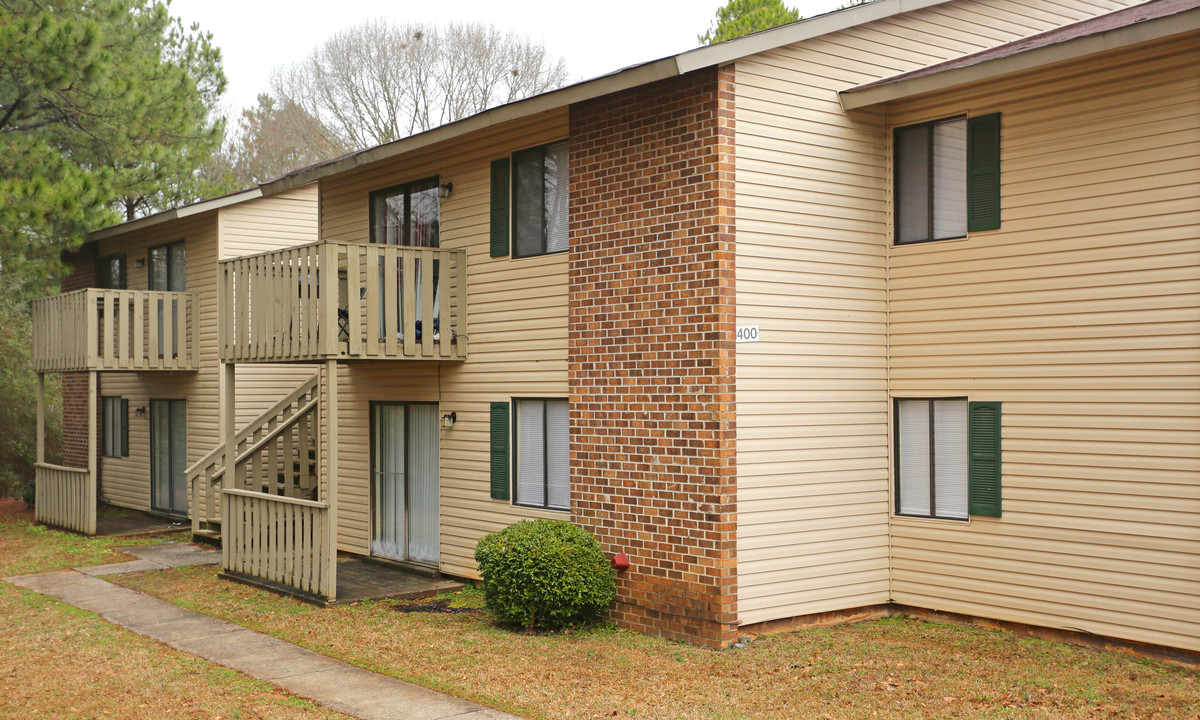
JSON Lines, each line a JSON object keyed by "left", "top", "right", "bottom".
{"left": 102, "top": 396, "right": 128, "bottom": 458}
{"left": 895, "top": 117, "right": 967, "bottom": 244}
{"left": 513, "top": 140, "right": 569, "bottom": 257}
{"left": 515, "top": 399, "right": 570, "bottom": 511}
{"left": 896, "top": 398, "right": 968, "bottom": 520}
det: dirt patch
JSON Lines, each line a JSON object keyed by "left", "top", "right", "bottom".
{"left": 391, "top": 598, "right": 479, "bottom": 615}
{"left": 0, "top": 497, "right": 31, "bottom": 521}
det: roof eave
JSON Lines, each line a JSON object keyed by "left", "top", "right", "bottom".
{"left": 259, "top": 0, "right": 955, "bottom": 194}
{"left": 839, "top": 6, "right": 1200, "bottom": 110}
{"left": 88, "top": 187, "right": 264, "bottom": 242}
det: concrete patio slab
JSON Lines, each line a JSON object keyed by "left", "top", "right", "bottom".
{"left": 3, "top": 568, "right": 524, "bottom": 720}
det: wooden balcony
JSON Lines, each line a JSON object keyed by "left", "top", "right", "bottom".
{"left": 220, "top": 241, "right": 468, "bottom": 363}
{"left": 32, "top": 289, "right": 199, "bottom": 372}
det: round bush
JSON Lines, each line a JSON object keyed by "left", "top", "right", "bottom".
{"left": 474, "top": 519, "right": 616, "bottom": 630}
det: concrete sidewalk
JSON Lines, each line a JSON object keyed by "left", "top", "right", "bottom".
{"left": 5, "top": 561, "right": 521, "bottom": 720}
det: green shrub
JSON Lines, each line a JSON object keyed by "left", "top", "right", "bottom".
{"left": 475, "top": 519, "right": 616, "bottom": 630}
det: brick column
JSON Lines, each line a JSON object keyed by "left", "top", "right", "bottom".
{"left": 569, "top": 67, "right": 738, "bottom": 648}
{"left": 60, "top": 245, "right": 98, "bottom": 470}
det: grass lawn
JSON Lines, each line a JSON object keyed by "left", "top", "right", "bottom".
{"left": 0, "top": 499, "right": 352, "bottom": 720}
{"left": 111, "top": 564, "right": 1200, "bottom": 720}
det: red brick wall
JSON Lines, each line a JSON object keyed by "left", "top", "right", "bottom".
{"left": 60, "top": 245, "right": 97, "bottom": 469}
{"left": 568, "top": 67, "right": 738, "bottom": 649}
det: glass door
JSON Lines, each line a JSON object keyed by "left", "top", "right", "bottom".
{"left": 371, "top": 403, "right": 440, "bottom": 565}
{"left": 150, "top": 399, "right": 187, "bottom": 515}
{"left": 149, "top": 240, "right": 185, "bottom": 356}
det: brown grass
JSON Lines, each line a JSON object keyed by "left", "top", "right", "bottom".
{"left": 114, "top": 565, "right": 1200, "bottom": 720}
{"left": 0, "top": 498, "right": 188, "bottom": 577}
{"left": 0, "top": 501, "right": 352, "bottom": 720}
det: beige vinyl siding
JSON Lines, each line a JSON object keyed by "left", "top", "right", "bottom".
{"left": 885, "top": 34, "right": 1200, "bottom": 652}
{"left": 94, "top": 188, "right": 320, "bottom": 512}
{"left": 95, "top": 215, "right": 219, "bottom": 512}
{"left": 217, "top": 185, "right": 323, "bottom": 428}
{"left": 319, "top": 108, "right": 570, "bottom": 577}
{"left": 732, "top": 0, "right": 1140, "bottom": 626}
{"left": 218, "top": 184, "right": 319, "bottom": 261}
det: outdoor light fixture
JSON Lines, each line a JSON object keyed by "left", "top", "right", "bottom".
{"left": 438, "top": 182, "right": 453, "bottom": 199}
{"left": 441, "top": 411, "right": 457, "bottom": 429}
{"left": 135, "top": 406, "right": 146, "bottom": 418}
{"left": 134, "top": 257, "right": 145, "bottom": 269}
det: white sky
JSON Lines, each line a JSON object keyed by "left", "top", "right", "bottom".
{"left": 171, "top": 0, "right": 851, "bottom": 117}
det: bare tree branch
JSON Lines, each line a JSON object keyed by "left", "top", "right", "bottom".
{"left": 270, "top": 21, "right": 570, "bottom": 150}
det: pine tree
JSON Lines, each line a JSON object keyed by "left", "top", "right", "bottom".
{"left": 699, "top": 0, "right": 801, "bottom": 45}
{"left": 0, "top": 0, "right": 226, "bottom": 298}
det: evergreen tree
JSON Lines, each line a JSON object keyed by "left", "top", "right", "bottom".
{"left": 0, "top": 0, "right": 226, "bottom": 298}
{"left": 699, "top": 0, "right": 801, "bottom": 45}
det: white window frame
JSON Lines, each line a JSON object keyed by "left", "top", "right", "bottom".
{"left": 894, "top": 397, "right": 969, "bottom": 520}
{"left": 894, "top": 115, "right": 968, "bottom": 245}
{"left": 513, "top": 398, "right": 570, "bottom": 511}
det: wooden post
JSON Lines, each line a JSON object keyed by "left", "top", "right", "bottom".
{"left": 321, "top": 243, "right": 339, "bottom": 357}
{"left": 86, "top": 371, "right": 98, "bottom": 535}
{"left": 323, "top": 359, "right": 338, "bottom": 601}
{"left": 223, "top": 361, "right": 237, "bottom": 548}
{"left": 36, "top": 373, "right": 45, "bottom": 465}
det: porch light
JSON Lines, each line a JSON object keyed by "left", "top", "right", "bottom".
{"left": 441, "top": 411, "right": 457, "bottom": 429}
{"left": 438, "top": 182, "right": 453, "bottom": 199}
{"left": 135, "top": 406, "right": 146, "bottom": 418}
{"left": 134, "top": 257, "right": 145, "bottom": 269}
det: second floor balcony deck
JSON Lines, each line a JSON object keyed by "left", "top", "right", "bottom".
{"left": 32, "top": 289, "right": 199, "bottom": 373}
{"left": 220, "top": 241, "right": 468, "bottom": 363}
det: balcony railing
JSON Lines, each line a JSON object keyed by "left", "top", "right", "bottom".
{"left": 32, "top": 289, "right": 199, "bottom": 372}
{"left": 220, "top": 241, "right": 468, "bottom": 363}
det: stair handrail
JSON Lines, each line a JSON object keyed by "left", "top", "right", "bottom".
{"left": 187, "top": 370, "right": 320, "bottom": 532}
{"left": 185, "top": 371, "right": 319, "bottom": 480}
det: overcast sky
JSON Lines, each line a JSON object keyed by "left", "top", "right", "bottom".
{"left": 171, "top": 0, "right": 851, "bottom": 117}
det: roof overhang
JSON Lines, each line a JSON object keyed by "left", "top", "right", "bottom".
{"left": 89, "top": 187, "right": 263, "bottom": 242}
{"left": 260, "top": 0, "right": 952, "bottom": 194}
{"left": 840, "top": 3, "right": 1200, "bottom": 110}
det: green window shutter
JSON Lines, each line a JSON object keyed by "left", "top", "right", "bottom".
{"left": 489, "top": 158, "right": 510, "bottom": 257}
{"left": 967, "top": 113, "right": 1001, "bottom": 232}
{"left": 120, "top": 399, "right": 129, "bottom": 457}
{"left": 489, "top": 401, "right": 510, "bottom": 500}
{"left": 968, "top": 401, "right": 1002, "bottom": 517}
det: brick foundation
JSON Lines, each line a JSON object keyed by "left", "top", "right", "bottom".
{"left": 568, "top": 67, "right": 738, "bottom": 649}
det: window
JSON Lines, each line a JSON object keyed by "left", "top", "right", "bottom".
{"left": 97, "top": 254, "right": 126, "bottom": 289}
{"left": 370, "top": 177, "right": 440, "bottom": 247}
{"left": 148, "top": 241, "right": 185, "bottom": 291}
{"left": 513, "top": 399, "right": 569, "bottom": 510}
{"left": 512, "top": 140, "right": 569, "bottom": 257}
{"left": 895, "top": 398, "right": 1003, "bottom": 519}
{"left": 894, "top": 113, "right": 1001, "bottom": 244}
{"left": 102, "top": 397, "right": 129, "bottom": 458}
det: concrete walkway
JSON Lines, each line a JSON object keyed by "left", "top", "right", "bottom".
{"left": 4, "top": 549, "right": 521, "bottom": 720}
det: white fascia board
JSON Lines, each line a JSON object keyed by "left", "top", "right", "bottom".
{"left": 260, "top": 58, "right": 681, "bottom": 195}
{"left": 840, "top": 9, "right": 1200, "bottom": 110}
{"left": 89, "top": 188, "right": 263, "bottom": 242}
{"left": 262, "top": 0, "right": 953, "bottom": 194}
{"left": 675, "top": 0, "right": 952, "bottom": 73}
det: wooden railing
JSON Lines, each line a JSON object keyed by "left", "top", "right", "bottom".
{"left": 34, "top": 463, "right": 95, "bottom": 535}
{"left": 187, "top": 373, "right": 320, "bottom": 533}
{"left": 32, "top": 289, "right": 199, "bottom": 372}
{"left": 222, "top": 489, "right": 333, "bottom": 598}
{"left": 220, "top": 241, "right": 467, "bottom": 363}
